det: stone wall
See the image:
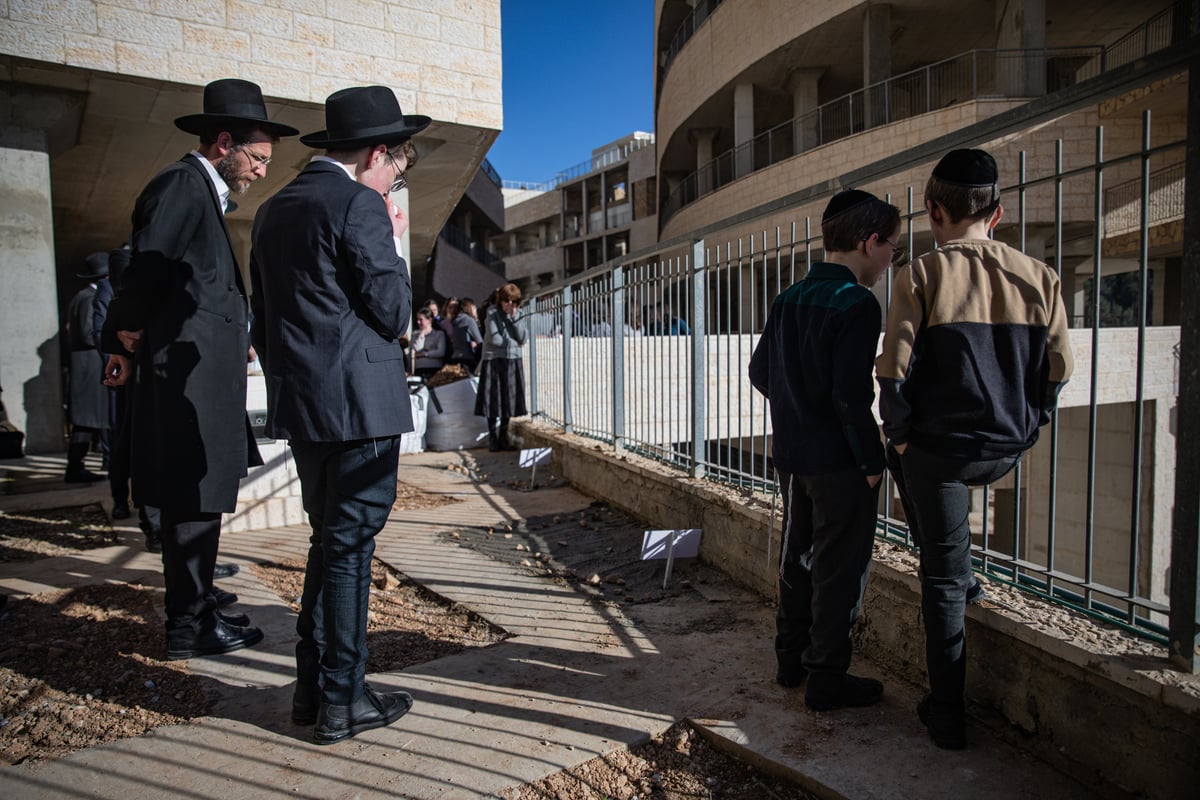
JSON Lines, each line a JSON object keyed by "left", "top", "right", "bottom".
{"left": 514, "top": 420, "right": 1200, "bottom": 799}
{"left": 0, "top": 0, "right": 502, "bottom": 129}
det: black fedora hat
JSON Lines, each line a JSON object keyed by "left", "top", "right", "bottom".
{"left": 78, "top": 251, "right": 109, "bottom": 280}
{"left": 175, "top": 78, "right": 299, "bottom": 137}
{"left": 300, "top": 86, "right": 431, "bottom": 149}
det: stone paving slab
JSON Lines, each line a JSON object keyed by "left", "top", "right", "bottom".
{"left": 0, "top": 450, "right": 1105, "bottom": 799}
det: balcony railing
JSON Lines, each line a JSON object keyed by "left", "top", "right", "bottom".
{"left": 1104, "top": 162, "right": 1186, "bottom": 237}
{"left": 525, "top": 103, "right": 1197, "bottom": 657}
{"left": 439, "top": 223, "right": 505, "bottom": 273}
{"left": 660, "top": 0, "right": 724, "bottom": 84}
{"left": 503, "top": 137, "right": 655, "bottom": 195}
{"left": 661, "top": 0, "right": 1195, "bottom": 225}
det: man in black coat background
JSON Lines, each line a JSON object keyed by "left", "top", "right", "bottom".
{"left": 250, "top": 86, "right": 428, "bottom": 744}
{"left": 64, "top": 252, "right": 111, "bottom": 483}
{"left": 101, "top": 79, "right": 297, "bottom": 660}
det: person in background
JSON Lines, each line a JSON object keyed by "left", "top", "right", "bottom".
{"left": 411, "top": 307, "right": 447, "bottom": 379}
{"left": 449, "top": 297, "right": 483, "bottom": 370}
{"left": 475, "top": 283, "right": 528, "bottom": 451}
{"left": 65, "top": 252, "right": 111, "bottom": 483}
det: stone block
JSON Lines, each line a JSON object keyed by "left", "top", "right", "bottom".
{"left": 0, "top": 18, "right": 65, "bottom": 63}
{"left": 115, "top": 41, "right": 170, "bottom": 79}
{"left": 294, "top": 12, "right": 335, "bottom": 47}
{"left": 182, "top": 23, "right": 252, "bottom": 62}
{"left": 65, "top": 34, "right": 116, "bottom": 72}
{"left": 333, "top": 20, "right": 394, "bottom": 59}
{"left": 319, "top": 48, "right": 372, "bottom": 83}
{"left": 327, "top": 0, "right": 387, "bottom": 27}
{"left": 96, "top": 6, "right": 183, "bottom": 48}
{"left": 153, "top": 0, "right": 224, "bottom": 19}
{"left": 440, "top": 15, "right": 484, "bottom": 49}
{"left": 390, "top": 8, "right": 439, "bottom": 39}
{"left": 227, "top": 0, "right": 292, "bottom": 38}
{"left": 10, "top": 0, "right": 96, "bottom": 33}
{"left": 167, "top": 49, "right": 230, "bottom": 86}
{"left": 253, "top": 33, "right": 315, "bottom": 72}
{"left": 370, "top": 57, "right": 421, "bottom": 91}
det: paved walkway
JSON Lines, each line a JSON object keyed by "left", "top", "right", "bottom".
{"left": 0, "top": 450, "right": 1104, "bottom": 799}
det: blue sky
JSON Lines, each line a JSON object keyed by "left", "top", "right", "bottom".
{"left": 485, "top": 1, "right": 654, "bottom": 185}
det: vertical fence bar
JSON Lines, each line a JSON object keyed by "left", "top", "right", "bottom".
{"left": 691, "top": 239, "right": 707, "bottom": 478}
{"left": 1168, "top": 50, "right": 1200, "bottom": 672}
{"left": 562, "top": 284, "right": 573, "bottom": 434}
{"left": 1129, "top": 110, "right": 1151, "bottom": 620}
{"left": 612, "top": 266, "right": 626, "bottom": 449}
{"left": 1085, "top": 125, "right": 1104, "bottom": 610}
{"left": 1046, "top": 139, "right": 1064, "bottom": 598}
{"left": 528, "top": 296, "right": 540, "bottom": 418}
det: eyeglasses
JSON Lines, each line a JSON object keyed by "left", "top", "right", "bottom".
{"left": 882, "top": 236, "right": 908, "bottom": 266}
{"left": 240, "top": 144, "right": 272, "bottom": 170}
{"left": 385, "top": 151, "right": 407, "bottom": 193}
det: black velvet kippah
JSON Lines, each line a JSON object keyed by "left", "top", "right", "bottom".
{"left": 822, "top": 189, "right": 877, "bottom": 222}
{"left": 932, "top": 149, "right": 998, "bottom": 187}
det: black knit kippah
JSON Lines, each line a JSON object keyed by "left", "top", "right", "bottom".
{"left": 932, "top": 149, "right": 998, "bottom": 187}
{"left": 822, "top": 189, "right": 877, "bottom": 222}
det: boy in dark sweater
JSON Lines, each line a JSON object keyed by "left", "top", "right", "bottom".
{"left": 749, "top": 189, "right": 901, "bottom": 711}
{"left": 877, "top": 149, "right": 1073, "bottom": 748}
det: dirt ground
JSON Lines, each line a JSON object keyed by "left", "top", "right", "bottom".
{"left": 0, "top": 493, "right": 819, "bottom": 799}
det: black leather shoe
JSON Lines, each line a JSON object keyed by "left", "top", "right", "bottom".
{"left": 804, "top": 672, "right": 884, "bottom": 711}
{"left": 314, "top": 686, "right": 413, "bottom": 744}
{"left": 212, "top": 587, "right": 238, "bottom": 607}
{"left": 776, "top": 665, "right": 807, "bottom": 688}
{"left": 144, "top": 530, "right": 162, "bottom": 554}
{"left": 216, "top": 610, "right": 250, "bottom": 627}
{"left": 917, "top": 694, "right": 967, "bottom": 750}
{"left": 65, "top": 469, "right": 104, "bottom": 484}
{"left": 293, "top": 685, "right": 320, "bottom": 726}
{"left": 213, "top": 563, "right": 240, "bottom": 579}
{"left": 111, "top": 502, "right": 131, "bottom": 520}
{"left": 966, "top": 577, "right": 987, "bottom": 605}
{"left": 165, "top": 619, "right": 264, "bottom": 660}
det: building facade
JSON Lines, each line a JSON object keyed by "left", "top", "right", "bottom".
{"left": 0, "top": 0, "right": 503, "bottom": 453}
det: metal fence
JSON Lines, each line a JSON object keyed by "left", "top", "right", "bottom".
{"left": 525, "top": 108, "right": 1191, "bottom": 649}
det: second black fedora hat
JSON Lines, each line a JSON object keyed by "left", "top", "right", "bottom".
{"left": 175, "top": 78, "right": 299, "bottom": 138}
{"left": 300, "top": 86, "right": 431, "bottom": 149}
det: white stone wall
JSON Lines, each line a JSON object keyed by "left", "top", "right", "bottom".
{"left": 0, "top": 0, "right": 502, "bottom": 129}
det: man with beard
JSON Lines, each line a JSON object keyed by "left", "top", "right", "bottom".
{"left": 102, "top": 79, "right": 297, "bottom": 659}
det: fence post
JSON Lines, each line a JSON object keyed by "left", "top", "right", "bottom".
{"left": 528, "top": 296, "right": 539, "bottom": 418}
{"left": 562, "top": 284, "right": 574, "bottom": 434}
{"left": 690, "top": 240, "right": 707, "bottom": 479}
{"left": 612, "top": 267, "right": 626, "bottom": 450}
{"left": 1168, "top": 53, "right": 1200, "bottom": 673}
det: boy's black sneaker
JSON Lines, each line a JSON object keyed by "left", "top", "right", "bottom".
{"left": 804, "top": 672, "right": 883, "bottom": 711}
{"left": 776, "top": 665, "right": 807, "bottom": 688}
{"left": 917, "top": 694, "right": 967, "bottom": 749}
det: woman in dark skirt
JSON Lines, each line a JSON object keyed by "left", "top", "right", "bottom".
{"left": 475, "top": 283, "right": 528, "bottom": 451}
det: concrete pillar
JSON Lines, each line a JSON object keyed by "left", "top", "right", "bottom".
{"left": 787, "top": 68, "right": 825, "bottom": 153}
{"left": 862, "top": 4, "right": 892, "bottom": 128}
{"left": 0, "top": 146, "right": 62, "bottom": 453}
{"left": 689, "top": 127, "right": 719, "bottom": 195}
{"left": 995, "top": 0, "right": 1046, "bottom": 97}
{"left": 734, "top": 82, "right": 754, "bottom": 179}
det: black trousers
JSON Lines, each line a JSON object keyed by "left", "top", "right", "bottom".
{"left": 775, "top": 468, "right": 879, "bottom": 676}
{"left": 885, "top": 443, "right": 1019, "bottom": 708}
{"left": 160, "top": 509, "right": 222, "bottom": 635}
{"left": 291, "top": 437, "right": 400, "bottom": 705}
{"left": 108, "top": 386, "right": 132, "bottom": 504}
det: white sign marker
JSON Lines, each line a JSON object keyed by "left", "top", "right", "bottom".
{"left": 641, "top": 529, "right": 702, "bottom": 588}
{"left": 520, "top": 446, "right": 553, "bottom": 488}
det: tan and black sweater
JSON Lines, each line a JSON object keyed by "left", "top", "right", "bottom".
{"left": 876, "top": 239, "right": 1073, "bottom": 460}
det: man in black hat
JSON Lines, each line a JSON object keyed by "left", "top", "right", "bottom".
{"left": 64, "top": 251, "right": 111, "bottom": 483}
{"left": 101, "top": 78, "right": 298, "bottom": 660}
{"left": 249, "top": 85, "right": 429, "bottom": 744}
{"left": 877, "top": 148, "right": 1073, "bottom": 749}
{"left": 749, "top": 189, "right": 902, "bottom": 712}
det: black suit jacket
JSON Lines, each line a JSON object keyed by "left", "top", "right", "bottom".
{"left": 250, "top": 160, "right": 413, "bottom": 441}
{"left": 103, "top": 154, "right": 261, "bottom": 513}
